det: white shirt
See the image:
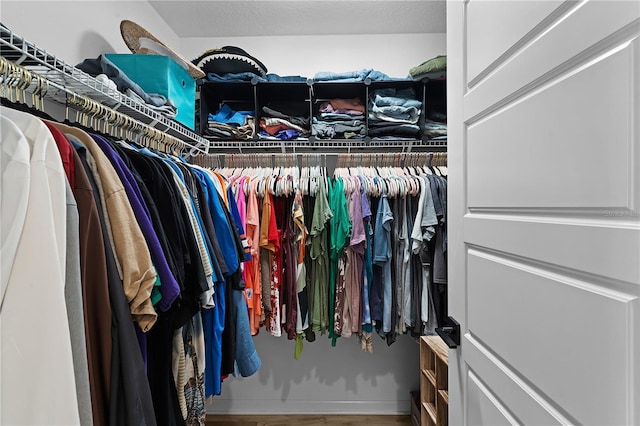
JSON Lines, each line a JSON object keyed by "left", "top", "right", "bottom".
{"left": 0, "top": 108, "right": 80, "bottom": 425}
{"left": 0, "top": 114, "right": 30, "bottom": 303}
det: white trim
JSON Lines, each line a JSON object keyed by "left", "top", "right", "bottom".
{"left": 206, "top": 399, "right": 411, "bottom": 415}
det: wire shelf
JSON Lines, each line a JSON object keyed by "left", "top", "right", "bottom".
{"left": 203, "top": 137, "right": 447, "bottom": 153}
{"left": 0, "top": 23, "right": 447, "bottom": 155}
{"left": 0, "top": 23, "right": 210, "bottom": 154}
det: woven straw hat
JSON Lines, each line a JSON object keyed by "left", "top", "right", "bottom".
{"left": 120, "top": 19, "right": 205, "bottom": 79}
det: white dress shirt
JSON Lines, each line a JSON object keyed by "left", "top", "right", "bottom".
{"left": 1, "top": 108, "right": 80, "bottom": 425}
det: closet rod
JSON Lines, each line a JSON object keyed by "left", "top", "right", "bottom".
{"left": 0, "top": 23, "right": 209, "bottom": 155}
{"left": 200, "top": 138, "right": 448, "bottom": 154}
{"left": 0, "top": 56, "right": 187, "bottom": 154}
{"left": 190, "top": 151, "right": 447, "bottom": 169}
{"left": 192, "top": 153, "right": 325, "bottom": 168}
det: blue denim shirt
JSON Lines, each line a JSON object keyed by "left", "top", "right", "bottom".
{"left": 232, "top": 288, "right": 261, "bottom": 377}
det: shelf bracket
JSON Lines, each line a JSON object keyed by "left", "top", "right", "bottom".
{"left": 435, "top": 316, "right": 460, "bottom": 348}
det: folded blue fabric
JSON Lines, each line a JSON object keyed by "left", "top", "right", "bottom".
{"left": 206, "top": 72, "right": 255, "bottom": 82}
{"left": 312, "top": 68, "right": 396, "bottom": 82}
{"left": 259, "top": 129, "right": 301, "bottom": 140}
{"left": 373, "top": 94, "right": 422, "bottom": 109}
{"left": 208, "top": 104, "right": 253, "bottom": 126}
{"left": 262, "top": 73, "right": 307, "bottom": 82}
{"left": 206, "top": 72, "right": 307, "bottom": 82}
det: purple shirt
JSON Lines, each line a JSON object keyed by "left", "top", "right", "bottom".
{"left": 91, "top": 134, "right": 180, "bottom": 311}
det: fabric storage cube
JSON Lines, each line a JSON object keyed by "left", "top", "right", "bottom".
{"left": 106, "top": 53, "right": 196, "bottom": 129}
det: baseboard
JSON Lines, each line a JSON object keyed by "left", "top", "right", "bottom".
{"left": 206, "top": 398, "right": 411, "bottom": 415}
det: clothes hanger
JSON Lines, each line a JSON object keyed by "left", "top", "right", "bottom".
{"left": 362, "top": 173, "right": 371, "bottom": 198}
{"left": 0, "top": 59, "right": 55, "bottom": 121}
{"left": 390, "top": 175, "right": 399, "bottom": 199}
{"left": 436, "top": 152, "right": 447, "bottom": 176}
{"left": 301, "top": 162, "right": 308, "bottom": 196}
{"left": 322, "top": 154, "right": 328, "bottom": 183}
{"left": 291, "top": 164, "right": 299, "bottom": 195}
{"left": 395, "top": 163, "right": 411, "bottom": 198}
{"left": 308, "top": 165, "right": 316, "bottom": 197}
{"left": 391, "top": 175, "right": 400, "bottom": 198}
{"left": 354, "top": 174, "right": 362, "bottom": 196}
{"left": 343, "top": 174, "right": 352, "bottom": 195}
{"left": 271, "top": 165, "right": 279, "bottom": 196}
{"left": 32, "top": 71, "right": 50, "bottom": 114}
{"left": 257, "top": 173, "right": 265, "bottom": 199}
{"left": 273, "top": 170, "right": 281, "bottom": 197}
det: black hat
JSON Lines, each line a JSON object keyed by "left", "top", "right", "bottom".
{"left": 192, "top": 46, "right": 268, "bottom": 77}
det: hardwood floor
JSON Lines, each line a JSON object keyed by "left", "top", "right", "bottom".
{"left": 205, "top": 414, "right": 413, "bottom": 425}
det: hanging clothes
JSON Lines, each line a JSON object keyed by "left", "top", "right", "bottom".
{"left": 281, "top": 194, "right": 299, "bottom": 340}
{"left": 292, "top": 188, "right": 309, "bottom": 358}
{"left": 70, "top": 141, "right": 112, "bottom": 426}
{"left": 310, "top": 176, "right": 332, "bottom": 335}
{"left": 215, "top": 155, "right": 447, "bottom": 356}
{"left": 342, "top": 177, "right": 365, "bottom": 337}
{"left": 0, "top": 104, "right": 265, "bottom": 426}
{"left": 328, "top": 177, "right": 352, "bottom": 345}
{"left": 1, "top": 109, "right": 80, "bottom": 426}
{"left": 245, "top": 177, "right": 263, "bottom": 335}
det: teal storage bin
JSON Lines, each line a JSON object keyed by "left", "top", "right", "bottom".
{"left": 106, "top": 53, "right": 196, "bottom": 130}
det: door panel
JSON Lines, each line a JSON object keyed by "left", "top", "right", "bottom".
{"left": 465, "top": 1, "right": 639, "bottom": 121}
{"left": 465, "top": 216, "right": 640, "bottom": 285}
{"left": 448, "top": 1, "right": 640, "bottom": 425}
{"left": 466, "top": 0, "right": 564, "bottom": 85}
{"left": 464, "top": 336, "right": 569, "bottom": 424}
{"left": 467, "top": 40, "right": 636, "bottom": 209}
{"left": 467, "top": 370, "right": 517, "bottom": 425}
{"left": 467, "top": 250, "right": 635, "bottom": 425}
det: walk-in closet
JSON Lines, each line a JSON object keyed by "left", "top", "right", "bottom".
{"left": 1, "top": 2, "right": 638, "bottom": 426}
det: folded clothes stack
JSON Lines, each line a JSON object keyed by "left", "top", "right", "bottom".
{"left": 206, "top": 104, "right": 255, "bottom": 140}
{"left": 312, "top": 98, "right": 366, "bottom": 139}
{"left": 259, "top": 102, "right": 310, "bottom": 140}
{"left": 205, "top": 72, "right": 307, "bottom": 83}
{"left": 368, "top": 87, "right": 422, "bottom": 139}
{"left": 424, "top": 111, "right": 447, "bottom": 140}
{"left": 310, "top": 68, "right": 395, "bottom": 83}
{"left": 424, "top": 119, "right": 447, "bottom": 139}
{"left": 409, "top": 55, "right": 446, "bottom": 81}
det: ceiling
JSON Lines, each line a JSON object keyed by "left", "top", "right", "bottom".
{"left": 148, "top": 0, "right": 446, "bottom": 38}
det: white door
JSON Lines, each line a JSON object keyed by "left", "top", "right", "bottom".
{"left": 447, "top": 1, "right": 640, "bottom": 424}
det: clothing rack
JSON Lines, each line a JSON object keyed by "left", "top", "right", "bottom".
{"left": 0, "top": 23, "right": 209, "bottom": 155}
{"left": 335, "top": 152, "right": 447, "bottom": 168}
{"left": 0, "top": 56, "right": 189, "bottom": 153}
{"left": 190, "top": 151, "right": 447, "bottom": 170}
{"left": 200, "top": 137, "right": 447, "bottom": 154}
